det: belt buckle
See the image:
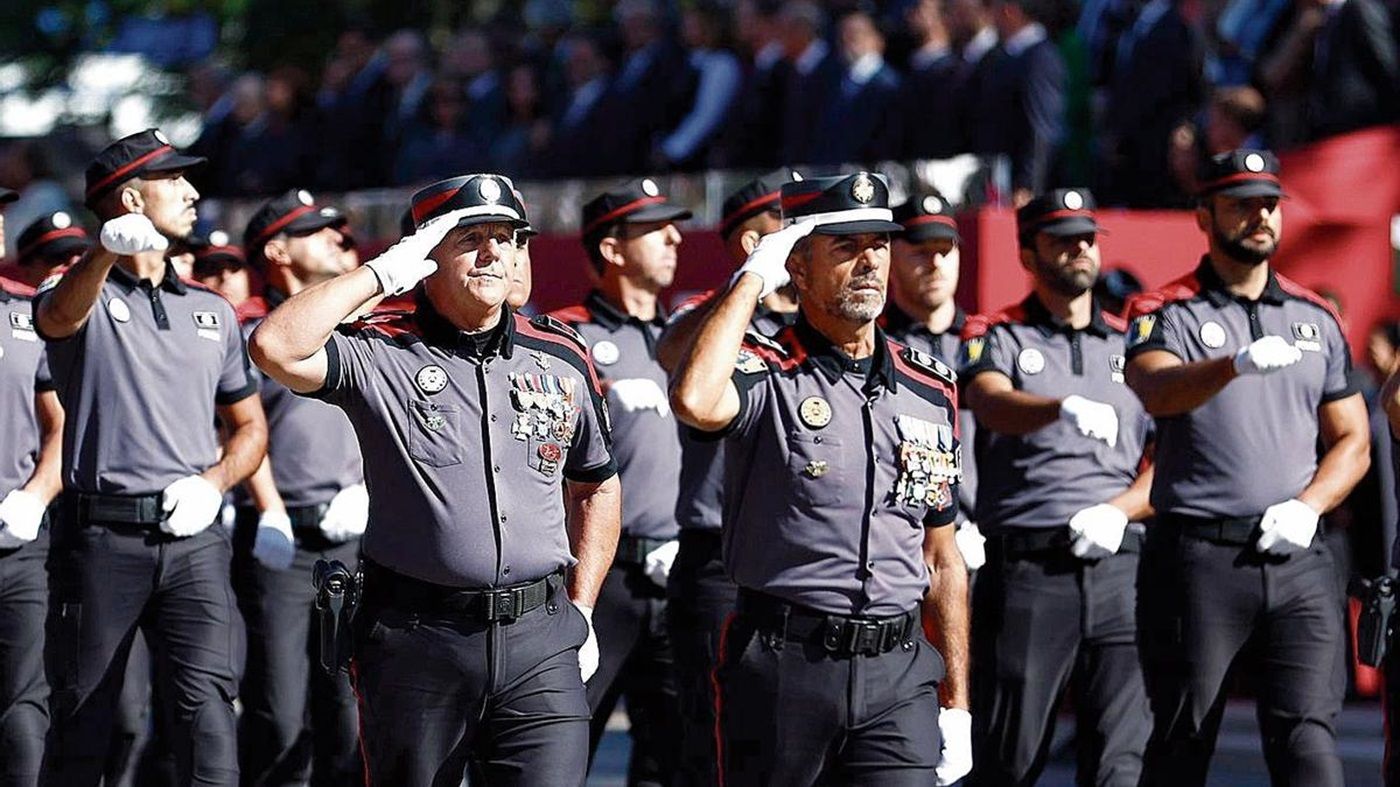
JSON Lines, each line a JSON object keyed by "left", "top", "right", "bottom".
{"left": 847, "top": 620, "right": 883, "bottom": 657}
{"left": 484, "top": 589, "right": 520, "bottom": 622}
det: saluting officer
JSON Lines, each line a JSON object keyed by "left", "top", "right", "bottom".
{"left": 34, "top": 129, "right": 267, "bottom": 785}
{"left": 887, "top": 194, "right": 985, "bottom": 571}
{"left": 655, "top": 169, "right": 800, "bottom": 787}
{"left": 233, "top": 189, "right": 364, "bottom": 787}
{"left": 671, "top": 172, "right": 973, "bottom": 786}
{"left": 550, "top": 177, "right": 691, "bottom": 782}
{"left": 249, "top": 173, "right": 621, "bottom": 786}
{"left": 11, "top": 211, "right": 93, "bottom": 289}
{"left": 1124, "top": 150, "right": 1370, "bottom": 786}
{"left": 959, "top": 189, "right": 1153, "bottom": 786}
{"left": 0, "top": 220, "right": 65, "bottom": 785}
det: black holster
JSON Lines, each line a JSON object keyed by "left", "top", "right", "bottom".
{"left": 1351, "top": 574, "right": 1396, "bottom": 668}
{"left": 313, "top": 559, "right": 362, "bottom": 674}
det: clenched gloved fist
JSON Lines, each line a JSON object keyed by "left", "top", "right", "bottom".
{"left": 608, "top": 378, "right": 671, "bottom": 417}
{"left": 732, "top": 221, "right": 816, "bottom": 299}
{"left": 1068, "top": 503, "right": 1129, "bottom": 560}
{"left": 1059, "top": 395, "right": 1119, "bottom": 447}
{"left": 0, "top": 490, "right": 46, "bottom": 549}
{"left": 644, "top": 539, "right": 680, "bottom": 588}
{"left": 576, "top": 603, "right": 600, "bottom": 683}
{"left": 1233, "top": 335, "right": 1302, "bottom": 376}
{"left": 320, "top": 483, "right": 369, "bottom": 542}
{"left": 253, "top": 510, "right": 297, "bottom": 570}
{"left": 955, "top": 522, "right": 986, "bottom": 571}
{"left": 1255, "top": 498, "right": 1319, "bottom": 556}
{"left": 100, "top": 214, "right": 169, "bottom": 255}
{"left": 159, "top": 475, "right": 222, "bottom": 537}
{"left": 935, "top": 707, "right": 973, "bottom": 785}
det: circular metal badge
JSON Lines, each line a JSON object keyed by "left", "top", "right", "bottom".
{"left": 922, "top": 195, "right": 943, "bottom": 214}
{"left": 478, "top": 177, "right": 502, "bottom": 203}
{"left": 1244, "top": 153, "right": 1266, "bottom": 173}
{"left": 51, "top": 211, "right": 71, "bottom": 229}
{"left": 1017, "top": 348, "right": 1045, "bottom": 375}
{"left": 415, "top": 364, "right": 449, "bottom": 394}
{"left": 108, "top": 298, "right": 131, "bottom": 323}
{"left": 1063, "top": 190, "right": 1084, "bottom": 210}
{"left": 1199, "top": 321, "right": 1226, "bottom": 349}
{"left": 297, "top": 189, "right": 314, "bottom": 206}
{"left": 592, "top": 340, "right": 620, "bottom": 366}
{"left": 208, "top": 230, "right": 229, "bottom": 246}
{"left": 799, "top": 396, "right": 833, "bottom": 429}
{"left": 641, "top": 178, "right": 660, "bottom": 197}
{"left": 851, "top": 173, "right": 875, "bottom": 204}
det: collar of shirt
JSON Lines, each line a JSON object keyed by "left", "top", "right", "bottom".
{"left": 963, "top": 27, "right": 999, "bottom": 63}
{"left": 413, "top": 291, "right": 518, "bottom": 360}
{"left": 790, "top": 315, "right": 898, "bottom": 392}
{"left": 1194, "top": 256, "right": 1288, "bottom": 308}
{"left": 108, "top": 261, "right": 188, "bottom": 295}
{"left": 846, "top": 52, "right": 885, "bottom": 85}
{"left": 884, "top": 304, "right": 967, "bottom": 338}
{"left": 1020, "top": 292, "right": 1115, "bottom": 337}
{"left": 795, "top": 39, "right": 830, "bottom": 75}
{"left": 1003, "top": 23, "right": 1047, "bottom": 57}
{"left": 584, "top": 289, "right": 667, "bottom": 332}
{"left": 911, "top": 43, "right": 953, "bottom": 71}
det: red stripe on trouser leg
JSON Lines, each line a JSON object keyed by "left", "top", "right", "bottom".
{"left": 711, "top": 612, "right": 737, "bottom": 787}
{"left": 348, "top": 660, "right": 373, "bottom": 787}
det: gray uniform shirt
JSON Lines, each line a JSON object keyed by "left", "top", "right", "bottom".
{"left": 308, "top": 300, "right": 616, "bottom": 587}
{"left": 666, "top": 289, "right": 796, "bottom": 532}
{"left": 35, "top": 263, "right": 256, "bottom": 495}
{"left": 551, "top": 291, "right": 681, "bottom": 540}
{"left": 0, "top": 281, "right": 53, "bottom": 498}
{"left": 1125, "top": 258, "right": 1356, "bottom": 519}
{"left": 960, "top": 295, "right": 1151, "bottom": 531}
{"left": 239, "top": 291, "right": 362, "bottom": 508}
{"left": 711, "top": 318, "right": 962, "bottom": 617}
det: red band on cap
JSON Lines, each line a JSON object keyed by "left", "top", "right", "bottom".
{"left": 779, "top": 192, "right": 824, "bottom": 213}
{"left": 1024, "top": 208, "right": 1096, "bottom": 232}
{"left": 254, "top": 205, "right": 318, "bottom": 244}
{"left": 1199, "top": 171, "right": 1281, "bottom": 193}
{"left": 411, "top": 186, "right": 462, "bottom": 226}
{"left": 720, "top": 191, "right": 781, "bottom": 235}
{"left": 583, "top": 196, "right": 668, "bottom": 236}
{"left": 903, "top": 214, "right": 958, "bottom": 229}
{"left": 85, "top": 145, "right": 175, "bottom": 197}
{"left": 18, "top": 227, "right": 88, "bottom": 259}
{"left": 197, "top": 245, "right": 246, "bottom": 263}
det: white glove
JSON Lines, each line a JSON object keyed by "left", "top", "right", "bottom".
{"left": 1059, "top": 395, "right": 1119, "bottom": 448}
{"left": 0, "top": 490, "right": 46, "bottom": 549}
{"left": 159, "top": 475, "right": 223, "bottom": 537}
{"left": 1068, "top": 503, "right": 1129, "bottom": 560}
{"left": 1233, "top": 335, "right": 1303, "bottom": 376}
{"left": 935, "top": 707, "right": 974, "bottom": 785}
{"left": 644, "top": 539, "right": 680, "bottom": 588}
{"left": 362, "top": 208, "right": 472, "bottom": 296}
{"left": 252, "top": 510, "right": 297, "bottom": 570}
{"left": 1255, "top": 498, "right": 1320, "bottom": 556}
{"left": 955, "top": 522, "right": 986, "bottom": 571}
{"left": 100, "top": 213, "right": 169, "bottom": 255}
{"left": 608, "top": 378, "right": 671, "bottom": 417}
{"left": 576, "top": 603, "right": 600, "bottom": 683}
{"left": 320, "top": 484, "right": 369, "bottom": 543}
{"left": 731, "top": 221, "right": 815, "bottom": 299}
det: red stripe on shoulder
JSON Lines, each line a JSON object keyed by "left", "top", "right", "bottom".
{"left": 674, "top": 289, "right": 717, "bottom": 313}
{"left": 236, "top": 296, "right": 270, "bottom": 323}
{"left": 1102, "top": 311, "right": 1128, "bottom": 332}
{"left": 346, "top": 309, "right": 420, "bottom": 340}
{"left": 545, "top": 305, "right": 593, "bottom": 326}
{"left": 375, "top": 293, "right": 419, "bottom": 314}
{"left": 514, "top": 314, "right": 604, "bottom": 394}
{"left": 1124, "top": 273, "right": 1202, "bottom": 319}
{"left": 1274, "top": 273, "right": 1344, "bottom": 327}
{"left": 961, "top": 304, "right": 1029, "bottom": 341}
{"left": 0, "top": 275, "right": 36, "bottom": 298}
{"left": 742, "top": 325, "right": 803, "bottom": 372}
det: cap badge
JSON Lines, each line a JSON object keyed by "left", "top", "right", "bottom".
{"left": 852, "top": 174, "right": 875, "bottom": 204}
{"left": 415, "top": 364, "right": 449, "bottom": 394}
{"left": 641, "top": 178, "right": 660, "bottom": 197}
{"left": 1244, "top": 153, "right": 1266, "bottom": 173}
{"left": 478, "top": 177, "right": 502, "bottom": 203}
{"left": 1017, "top": 347, "right": 1045, "bottom": 375}
{"left": 208, "top": 230, "right": 229, "bottom": 247}
{"left": 1199, "top": 321, "right": 1226, "bottom": 349}
{"left": 296, "top": 189, "right": 314, "bottom": 206}
{"left": 789, "top": 170, "right": 804, "bottom": 182}
{"left": 153, "top": 129, "right": 169, "bottom": 145}
{"left": 319, "top": 207, "right": 337, "bottom": 217}
{"left": 592, "top": 340, "right": 620, "bottom": 366}
{"left": 922, "top": 195, "right": 943, "bottom": 214}
{"left": 799, "top": 395, "right": 833, "bottom": 429}
{"left": 108, "top": 298, "right": 131, "bottom": 324}
{"left": 1063, "top": 190, "right": 1084, "bottom": 210}
{"left": 51, "top": 211, "right": 71, "bottom": 229}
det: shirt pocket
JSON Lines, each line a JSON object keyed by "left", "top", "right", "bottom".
{"left": 407, "top": 400, "right": 463, "bottom": 468}
{"left": 786, "top": 433, "right": 846, "bottom": 508}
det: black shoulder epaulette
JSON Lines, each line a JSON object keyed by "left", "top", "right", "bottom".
{"left": 902, "top": 347, "right": 957, "bottom": 385}
{"left": 743, "top": 330, "right": 788, "bottom": 357}
{"left": 531, "top": 314, "right": 588, "bottom": 353}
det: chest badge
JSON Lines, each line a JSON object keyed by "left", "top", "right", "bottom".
{"left": 592, "top": 340, "right": 620, "bottom": 366}
{"left": 799, "top": 396, "right": 833, "bottom": 429}
{"left": 423, "top": 413, "right": 447, "bottom": 432}
{"left": 1292, "top": 322, "right": 1323, "bottom": 352}
{"left": 108, "top": 298, "right": 131, "bottom": 323}
{"left": 415, "top": 364, "right": 449, "bottom": 394}
{"left": 1109, "top": 354, "right": 1126, "bottom": 383}
{"left": 1199, "top": 321, "right": 1226, "bottom": 349}
{"left": 9, "top": 312, "right": 36, "bottom": 342}
{"left": 537, "top": 442, "right": 563, "bottom": 475}
{"left": 1017, "top": 347, "right": 1045, "bottom": 375}
{"left": 531, "top": 350, "right": 552, "bottom": 371}
{"left": 804, "top": 460, "right": 829, "bottom": 478}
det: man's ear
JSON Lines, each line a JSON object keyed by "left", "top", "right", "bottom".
{"left": 1194, "top": 203, "right": 1212, "bottom": 234}
{"left": 598, "top": 236, "right": 627, "bottom": 269}
{"left": 1017, "top": 243, "right": 1037, "bottom": 274}
{"left": 119, "top": 186, "right": 144, "bottom": 214}
{"left": 262, "top": 238, "right": 292, "bottom": 269}
{"left": 740, "top": 229, "right": 762, "bottom": 256}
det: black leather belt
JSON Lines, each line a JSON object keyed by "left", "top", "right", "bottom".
{"left": 738, "top": 590, "right": 916, "bottom": 658}
{"left": 1160, "top": 513, "right": 1263, "bottom": 546}
{"left": 363, "top": 561, "right": 557, "bottom": 623}
{"left": 991, "top": 524, "right": 1145, "bottom": 558}
{"left": 615, "top": 534, "right": 672, "bottom": 565}
{"left": 78, "top": 493, "right": 164, "bottom": 525}
{"left": 287, "top": 504, "right": 330, "bottom": 532}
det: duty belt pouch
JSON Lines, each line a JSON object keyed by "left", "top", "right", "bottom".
{"left": 313, "top": 559, "right": 362, "bottom": 674}
{"left": 1351, "top": 574, "right": 1396, "bottom": 668}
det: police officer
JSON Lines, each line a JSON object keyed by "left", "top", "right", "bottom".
{"left": 550, "top": 177, "right": 690, "bottom": 783}
{"left": 234, "top": 189, "right": 364, "bottom": 787}
{"left": 671, "top": 172, "right": 973, "bottom": 786}
{"left": 190, "top": 231, "right": 253, "bottom": 308}
{"left": 248, "top": 173, "right": 620, "bottom": 786}
{"left": 888, "top": 193, "right": 985, "bottom": 570}
{"left": 959, "top": 189, "right": 1154, "bottom": 786}
{"left": 11, "top": 211, "right": 93, "bottom": 289}
{"left": 1124, "top": 150, "right": 1370, "bottom": 786}
{"left": 654, "top": 170, "right": 799, "bottom": 786}
{"left": 1381, "top": 366, "right": 1400, "bottom": 786}
{"left": 34, "top": 129, "right": 267, "bottom": 785}
{"left": 0, "top": 263, "right": 64, "bottom": 786}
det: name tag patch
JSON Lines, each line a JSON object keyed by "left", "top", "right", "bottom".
{"left": 1292, "top": 322, "right": 1322, "bottom": 352}
{"left": 10, "top": 312, "right": 36, "bottom": 341}
{"left": 1109, "top": 354, "right": 1125, "bottom": 383}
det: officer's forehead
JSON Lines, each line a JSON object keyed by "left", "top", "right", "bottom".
{"left": 451, "top": 221, "right": 516, "bottom": 237}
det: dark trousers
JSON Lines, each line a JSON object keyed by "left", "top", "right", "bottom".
{"left": 232, "top": 509, "right": 361, "bottom": 787}
{"left": 0, "top": 529, "right": 49, "bottom": 787}
{"left": 715, "top": 593, "right": 944, "bottom": 786}
{"left": 585, "top": 561, "right": 680, "bottom": 786}
{"left": 1385, "top": 629, "right": 1400, "bottom": 786}
{"left": 42, "top": 509, "right": 244, "bottom": 787}
{"left": 1138, "top": 528, "right": 1346, "bottom": 787}
{"left": 664, "top": 529, "right": 738, "bottom": 787}
{"left": 351, "top": 570, "right": 591, "bottom": 786}
{"left": 969, "top": 540, "right": 1150, "bottom": 787}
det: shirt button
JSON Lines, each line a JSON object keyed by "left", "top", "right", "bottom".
{"left": 866, "top": 560, "right": 875, "bottom": 570}
{"left": 494, "top": 464, "right": 502, "bottom": 473}
{"left": 814, "top": 436, "right": 823, "bottom": 444}
{"left": 491, "top": 414, "right": 498, "bottom": 422}
{"left": 503, "top": 566, "right": 511, "bottom": 576}
{"left": 500, "top": 514, "right": 508, "bottom": 523}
